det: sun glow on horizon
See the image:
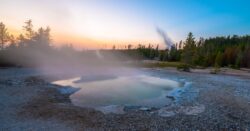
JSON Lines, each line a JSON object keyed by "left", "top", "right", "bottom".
{"left": 1, "top": 0, "right": 250, "bottom": 49}
{"left": 1, "top": 0, "right": 164, "bottom": 49}
{"left": 5, "top": 21, "right": 163, "bottom": 50}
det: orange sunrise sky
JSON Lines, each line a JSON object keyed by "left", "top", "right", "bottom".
{"left": 2, "top": 0, "right": 249, "bottom": 49}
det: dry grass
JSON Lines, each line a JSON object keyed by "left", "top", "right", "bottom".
{"left": 137, "top": 61, "right": 183, "bottom": 68}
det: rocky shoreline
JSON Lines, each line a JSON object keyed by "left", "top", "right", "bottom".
{"left": 1, "top": 68, "right": 250, "bottom": 130}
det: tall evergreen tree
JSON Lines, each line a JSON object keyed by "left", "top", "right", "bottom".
{"left": 23, "top": 19, "right": 34, "bottom": 40}
{"left": 181, "top": 32, "right": 196, "bottom": 64}
{"left": 0, "top": 22, "right": 9, "bottom": 49}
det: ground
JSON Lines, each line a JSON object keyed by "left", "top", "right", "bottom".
{"left": 0, "top": 67, "right": 250, "bottom": 130}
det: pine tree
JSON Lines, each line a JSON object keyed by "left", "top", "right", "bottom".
{"left": 23, "top": 19, "right": 34, "bottom": 40}
{"left": 0, "top": 22, "right": 9, "bottom": 49}
{"left": 181, "top": 32, "right": 196, "bottom": 64}
{"left": 215, "top": 52, "right": 223, "bottom": 67}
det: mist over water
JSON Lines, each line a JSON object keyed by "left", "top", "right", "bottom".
{"left": 24, "top": 46, "right": 139, "bottom": 78}
{"left": 53, "top": 74, "right": 186, "bottom": 110}
{"left": 1, "top": 19, "right": 188, "bottom": 113}
{"left": 1, "top": 1, "right": 250, "bottom": 130}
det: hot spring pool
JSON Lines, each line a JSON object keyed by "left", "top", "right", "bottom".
{"left": 53, "top": 74, "right": 188, "bottom": 113}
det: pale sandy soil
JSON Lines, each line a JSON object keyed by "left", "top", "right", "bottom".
{"left": 192, "top": 67, "right": 250, "bottom": 78}
{"left": 0, "top": 68, "right": 77, "bottom": 131}
{"left": 0, "top": 67, "right": 250, "bottom": 130}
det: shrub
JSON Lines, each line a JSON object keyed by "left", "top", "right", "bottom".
{"left": 177, "top": 64, "right": 191, "bottom": 72}
{"left": 210, "top": 66, "right": 220, "bottom": 74}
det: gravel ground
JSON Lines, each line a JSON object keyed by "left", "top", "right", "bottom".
{"left": 0, "top": 67, "right": 250, "bottom": 130}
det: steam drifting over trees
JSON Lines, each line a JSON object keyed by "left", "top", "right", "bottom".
{"left": 0, "top": 21, "right": 250, "bottom": 68}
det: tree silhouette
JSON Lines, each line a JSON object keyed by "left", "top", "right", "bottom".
{"left": 17, "top": 34, "right": 26, "bottom": 47}
{"left": 23, "top": 19, "right": 34, "bottom": 40}
{"left": 181, "top": 32, "right": 196, "bottom": 64}
{"left": 0, "top": 22, "right": 9, "bottom": 49}
{"left": 33, "top": 27, "right": 51, "bottom": 47}
{"left": 1, "top": 20, "right": 250, "bottom": 68}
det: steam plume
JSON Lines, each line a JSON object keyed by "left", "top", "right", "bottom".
{"left": 156, "top": 27, "right": 174, "bottom": 49}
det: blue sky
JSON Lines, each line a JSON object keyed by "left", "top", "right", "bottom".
{"left": 99, "top": 0, "right": 250, "bottom": 39}
{"left": 1, "top": 0, "right": 250, "bottom": 48}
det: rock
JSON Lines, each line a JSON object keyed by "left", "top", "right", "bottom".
{"left": 0, "top": 79, "right": 13, "bottom": 86}
{"left": 158, "top": 110, "right": 176, "bottom": 117}
{"left": 58, "top": 87, "right": 79, "bottom": 94}
{"left": 179, "top": 105, "right": 205, "bottom": 115}
{"left": 139, "top": 107, "right": 151, "bottom": 111}
{"left": 24, "top": 76, "right": 46, "bottom": 86}
{"left": 158, "top": 107, "right": 176, "bottom": 117}
{"left": 123, "top": 106, "right": 141, "bottom": 111}
{"left": 166, "top": 95, "right": 175, "bottom": 101}
{"left": 96, "top": 105, "right": 125, "bottom": 114}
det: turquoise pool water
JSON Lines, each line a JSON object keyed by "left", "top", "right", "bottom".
{"left": 53, "top": 75, "right": 185, "bottom": 109}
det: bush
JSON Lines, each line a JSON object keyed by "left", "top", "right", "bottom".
{"left": 177, "top": 64, "right": 191, "bottom": 72}
{"left": 210, "top": 67, "right": 220, "bottom": 74}
{"left": 228, "top": 64, "right": 240, "bottom": 70}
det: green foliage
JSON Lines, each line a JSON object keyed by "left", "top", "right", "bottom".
{"left": 0, "top": 22, "right": 9, "bottom": 49}
{"left": 235, "top": 51, "right": 243, "bottom": 68}
{"left": 181, "top": 32, "right": 196, "bottom": 64}
{"left": 215, "top": 52, "right": 223, "bottom": 67}
{"left": 144, "top": 61, "right": 182, "bottom": 68}
{"left": 1, "top": 20, "right": 250, "bottom": 69}
{"left": 159, "top": 50, "right": 168, "bottom": 61}
{"left": 0, "top": 20, "right": 53, "bottom": 67}
{"left": 136, "top": 44, "right": 158, "bottom": 59}
{"left": 169, "top": 46, "right": 181, "bottom": 61}
{"left": 179, "top": 33, "right": 250, "bottom": 68}
{"left": 210, "top": 66, "right": 221, "bottom": 74}
{"left": 177, "top": 63, "right": 191, "bottom": 72}
{"left": 23, "top": 19, "right": 34, "bottom": 39}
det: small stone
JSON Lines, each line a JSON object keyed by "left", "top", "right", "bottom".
{"left": 166, "top": 95, "right": 175, "bottom": 101}
{"left": 158, "top": 108, "right": 176, "bottom": 117}
{"left": 180, "top": 105, "right": 205, "bottom": 115}
{"left": 139, "top": 107, "right": 150, "bottom": 111}
{"left": 96, "top": 105, "right": 125, "bottom": 114}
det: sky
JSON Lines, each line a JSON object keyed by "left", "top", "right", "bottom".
{"left": 1, "top": 0, "right": 250, "bottom": 49}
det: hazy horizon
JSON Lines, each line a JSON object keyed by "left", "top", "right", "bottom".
{"left": 1, "top": 0, "right": 250, "bottom": 49}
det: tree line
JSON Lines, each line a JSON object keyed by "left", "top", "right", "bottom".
{"left": 129, "top": 32, "right": 250, "bottom": 68}
{"left": 0, "top": 20, "right": 250, "bottom": 68}
{"left": 0, "top": 20, "right": 74, "bottom": 67}
{"left": 0, "top": 20, "right": 51, "bottom": 50}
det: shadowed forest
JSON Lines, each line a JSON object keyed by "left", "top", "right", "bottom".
{"left": 1, "top": 20, "right": 250, "bottom": 68}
